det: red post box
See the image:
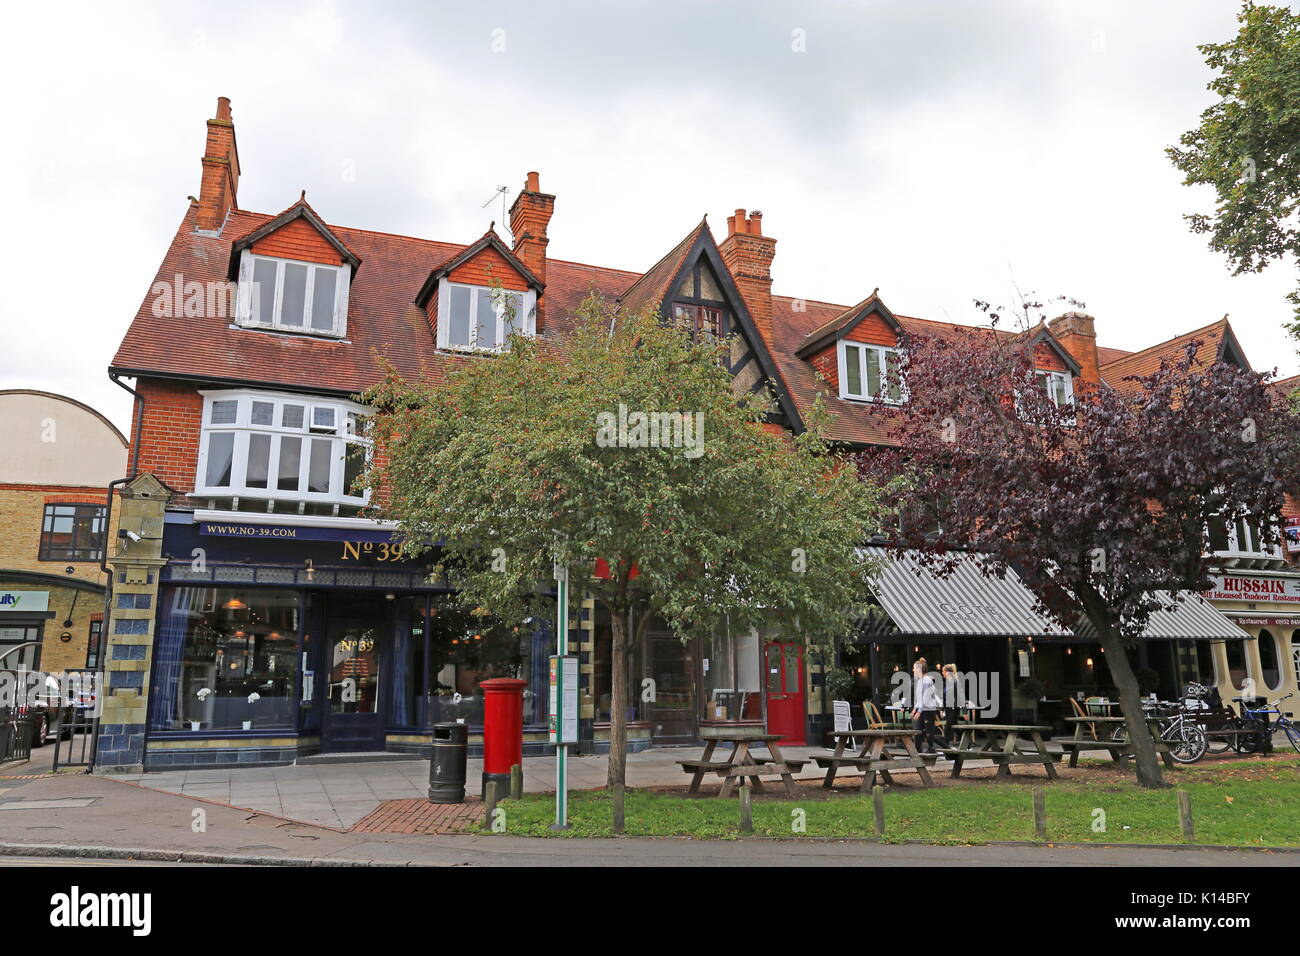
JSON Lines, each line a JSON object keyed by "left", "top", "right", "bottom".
{"left": 480, "top": 677, "right": 527, "bottom": 797}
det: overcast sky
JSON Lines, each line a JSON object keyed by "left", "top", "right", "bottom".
{"left": 3, "top": 0, "right": 1297, "bottom": 434}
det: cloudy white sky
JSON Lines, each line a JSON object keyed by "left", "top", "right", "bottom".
{"left": 3, "top": 0, "right": 1297, "bottom": 434}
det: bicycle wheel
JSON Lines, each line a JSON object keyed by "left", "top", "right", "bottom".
{"left": 1236, "top": 724, "right": 1263, "bottom": 754}
{"left": 1283, "top": 721, "right": 1300, "bottom": 755}
{"left": 1167, "top": 724, "right": 1207, "bottom": 764}
{"left": 1205, "top": 732, "right": 1233, "bottom": 754}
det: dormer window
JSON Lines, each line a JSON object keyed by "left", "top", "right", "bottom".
{"left": 839, "top": 342, "right": 905, "bottom": 403}
{"left": 235, "top": 251, "right": 350, "bottom": 338}
{"left": 437, "top": 281, "right": 535, "bottom": 352}
{"left": 1037, "top": 370, "right": 1074, "bottom": 408}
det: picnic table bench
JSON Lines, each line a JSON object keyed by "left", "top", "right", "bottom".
{"left": 676, "top": 733, "right": 806, "bottom": 797}
{"left": 939, "top": 723, "right": 1059, "bottom": 780}
{"left": 1054, "top": 716, "right": 1175, "bottom": 769}
{"left": 815, "top": 729, "right": 935, "bottom": 791}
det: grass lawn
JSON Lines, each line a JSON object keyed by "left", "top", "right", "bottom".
{"left": 471, "top": 755, "right": 1300, "bottom": 846}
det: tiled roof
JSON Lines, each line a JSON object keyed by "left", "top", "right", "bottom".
{"left": 1270, "top": 373, "right": 1299, "bottom": 401}
{"left": 112, "top": 203, "right": 1266, "bottom": 453}
{"left": 1098, "top": 319, "right": 1235, "bottom": 391}
{"left": 110, "top": 205, "right": 638, "bottom": 396}
{"left": 615, "top": 220, "right": 707, "bottom": 317}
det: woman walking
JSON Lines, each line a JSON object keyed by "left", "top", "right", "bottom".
{"left": 910, "top": 657, "right": 942, "bottom": 754}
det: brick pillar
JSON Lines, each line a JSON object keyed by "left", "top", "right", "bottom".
{"left": 576, "top": 592, "right": 596, "bottom": 754}
{"left": 93, "top": 474, "right": 171, "bottom": 774}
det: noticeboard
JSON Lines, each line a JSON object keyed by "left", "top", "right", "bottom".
{"left": 548, "top": 654, "right": 579, "bottom": 745}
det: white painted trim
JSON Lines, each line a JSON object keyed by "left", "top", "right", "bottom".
{"left": 836, "top": 340, "right": 906, "bottom": 404}
{"left": 435, "top": 278, "right": 536, "bottom": 353}
{"left": 233, "top": 251, "right": 349, "bottom": 338}
{"left": 190, "top": 509, "right": 399, "bottom": 531}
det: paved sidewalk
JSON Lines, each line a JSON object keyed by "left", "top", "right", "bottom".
{"left": 0, "top": 769, "right": 1294, "bottom": 867}
{"left": 104, "top": 747, "right": 840, "bottom": 829}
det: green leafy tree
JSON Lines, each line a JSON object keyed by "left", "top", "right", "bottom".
{"left": 361, "top": 294, "right": 890, "bottom": 825}
{"left": 1168, "top": 2, "right": 1300, "bottom": 337}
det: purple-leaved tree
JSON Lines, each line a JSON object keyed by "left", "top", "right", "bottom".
{"left": 859, "top": 322, "right": 1300, "bottom": 788}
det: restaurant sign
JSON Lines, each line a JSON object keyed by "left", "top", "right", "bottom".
{"left": 1206, "top": 574, "right": 1300, "bottom": 604}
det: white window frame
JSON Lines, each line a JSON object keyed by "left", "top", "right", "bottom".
{"left": 436, "top": 279, "right": 536, "bottom": 353}
{"left": 234, "top": 250, "right": 350, "bottom": 338}
{"left": 195, "top": 389, "right": 371, "bottom": 507}
{"left": 837, "top": 341, "right": 906, "bottom": 404}
{"left": 1211, "top": 515, "right": 1285, "bottom": 560}
{"left": 1036, "top": 370, "right": 1075, "bottom": 409}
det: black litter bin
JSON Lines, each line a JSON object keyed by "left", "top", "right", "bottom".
{"left": 428, "top": 721, "right": 468, "bottom": 803}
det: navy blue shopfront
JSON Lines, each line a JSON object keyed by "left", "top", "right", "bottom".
{"left": 143, "top": 513, "right": 552, "bottom": 767}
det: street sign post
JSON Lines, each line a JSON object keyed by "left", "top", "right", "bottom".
{"left": 549, "top": 562, "right": 577, "bottom": 828}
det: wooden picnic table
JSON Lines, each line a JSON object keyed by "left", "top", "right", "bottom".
{"left": 676, "top": 733, "right": 808, "bottom": 798}
{"left": 1055, "top": 716, "right": 1174, "bottom": 769}
{"left": 940, "top": 723, "right": 1059, "bottom": 780}
{"left": 813, "top": 729, "right": 934, "bottom": 791}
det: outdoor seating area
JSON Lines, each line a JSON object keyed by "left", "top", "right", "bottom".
{"left": 676, "top": 730, "right": 808, "bottom": 798}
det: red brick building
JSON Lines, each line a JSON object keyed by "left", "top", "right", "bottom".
{"left": 95, "top": 98, "right": 1294, "bottom": 772}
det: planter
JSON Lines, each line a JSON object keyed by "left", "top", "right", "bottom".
{"left": 189, "top": 721, "right": 202, "bottom": 732}
{"left": 242, "top": 720, "right": 253, "bottom": 731}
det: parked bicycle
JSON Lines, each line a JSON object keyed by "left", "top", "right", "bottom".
{"left": 1112, "top": 698, "right": 1208, "bottom": 763}
{"left": 1238, "top": 693, "right": 1300, "bottom": 755}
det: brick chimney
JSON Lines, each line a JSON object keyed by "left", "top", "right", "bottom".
{"left": 1048, "top": 311, "right": 1100, "bottom": 386}
{"left": 508, "top": 171, "right": 554, "bottom": 330}
{"left": 719, "top": 209, "right": 776, "bottom": 345}
{"left": 195, "top": 96, "right": 240, "bottom": 233}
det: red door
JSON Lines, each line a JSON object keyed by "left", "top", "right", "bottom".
{"left": 764, "top": 642, "right": 806, "bottom": 745}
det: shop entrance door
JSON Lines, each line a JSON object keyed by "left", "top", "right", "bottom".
{"left": 647, "top": 632, "right": 696, "bottom": 744}
{"left": 764, "top": 641, "right": 806, "bottom": 745}
{"left": 322, "top": 594, "right": 387, "bottom": 752}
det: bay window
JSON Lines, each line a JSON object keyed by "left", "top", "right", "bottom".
{"left": 437, "top": 281, "right": 535, "bottom": 352}
{"left": 196, "top": 390, "right": 370, "bottom": 508}
{"left": 839, "top": 342, "right": 905, "bottom": 403}
{"left": 235, "top": 251, "right": 350, "bottom": 337}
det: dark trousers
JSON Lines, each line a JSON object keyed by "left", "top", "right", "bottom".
{"left": 913, "top": 710, "right": 940, "bottom": 752}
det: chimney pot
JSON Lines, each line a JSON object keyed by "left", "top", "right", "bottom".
{"left": 525, "top": 171, "right": 540, "bottom": 192}
{"left": 215, "top": 96, "right": 232, "bottom": 122}
{"left": 749, "top": 211, "right": 763, "bottom": 236}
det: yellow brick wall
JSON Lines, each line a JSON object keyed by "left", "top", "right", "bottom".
{"left": 0, "top": 485, "right": 120, "bottom": 674}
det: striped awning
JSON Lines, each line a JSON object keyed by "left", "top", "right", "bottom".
{"left": 1073, "top": 591, "right": 1250, "bottom": 641}
{"left": 859, "top": 547, "right": 1068, "bottom": 637}
{"left": 859, "top": 547, "right": 1251, "bottom": 641}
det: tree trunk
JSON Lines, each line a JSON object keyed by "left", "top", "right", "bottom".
{"left": 608, "top": 603, "right": 628, "bottom": 832}
{"left": 1095, "top": 625, "right": 1168, "bottom": 789}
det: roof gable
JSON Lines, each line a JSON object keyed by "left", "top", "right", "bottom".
{"left": 795, "top": 291, "right": 904, "bottom": 358}
{"left": 229, "top": 196, "right": 361, "bottom": 276}
{"left": 414, "top": 228, "right": 544, "bottom": 306}
{"left": 622, "top": 221, "right": 804, "bottom": 431}
{"left": 1099, "top": 319, "right": 1245, "bottom": 390}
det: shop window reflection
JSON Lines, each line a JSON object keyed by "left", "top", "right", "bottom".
{"left": 156, "top": 587, "right": 300, "bottom": 732}
{"left": 421, "top": 595, "right": 537, "bottom": 727}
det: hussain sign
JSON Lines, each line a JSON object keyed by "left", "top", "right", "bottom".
{"left": 1207, "top": 575, "right": 1300, "bottom": 604}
